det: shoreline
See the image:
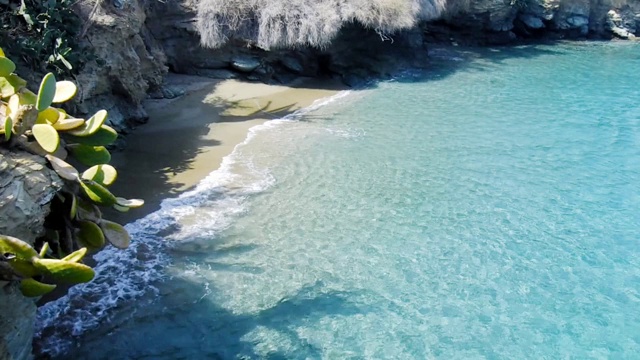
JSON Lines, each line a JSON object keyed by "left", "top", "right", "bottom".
{"left": 107, "top": 75, "right": 348, "bottom": 225}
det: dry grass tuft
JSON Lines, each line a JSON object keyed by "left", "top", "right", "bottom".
{"left": 197, "top": 0, "right": 449, "bottom": 49}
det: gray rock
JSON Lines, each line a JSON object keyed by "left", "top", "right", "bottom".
{"left": 198, "top": 69, "right": 238, "bottom": 80}
{"left": 230, "top": 57, "right": 261, "bottom": 72}
{"left": 519, "top": 14, "right": 545, "bottom": 29}
{"left": 566, "top": 15, "right": 589, "bottom": 28}
{"left": 0, "top": 149, "right": 61, "bottom": 360}
{"left": 280, "top": 57, "right": 304, "bottom": 74}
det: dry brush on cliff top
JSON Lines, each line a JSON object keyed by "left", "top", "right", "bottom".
{"left": 197, "top": 0, "right": 449, "bottom": 49}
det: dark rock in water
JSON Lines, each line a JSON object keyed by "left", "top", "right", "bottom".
{"left": 198, "top": 69, "right": 238, "bottom": 80}
{"left": 280, "top": 56, "right": 304, "bottom": 74}
{"left": 230, "top": 57, "right": 261, "bottom": 72}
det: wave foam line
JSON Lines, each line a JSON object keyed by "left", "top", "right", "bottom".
{"left": 34, "top": 89, "right": 352, "bottom": 358}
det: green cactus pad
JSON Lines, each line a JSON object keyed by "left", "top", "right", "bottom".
{"left": 64, "top": 125, "right": 118, "bottom": 146}
{"left": 37, "top": 107, "right": 61, "bottom": 125}
{"left": 80, "top": 179, "right": 118, "bottom": 206}
{"left": 67, "top": 109, "right": 107, "bottom": 137}
{"left": 52, "top": 81, "right": 77, "bottom": 103}
{"left": 0, "top": 57, "right": 16, "bottom": 77}
{"left": 0, "top": 235, "right": 38, "bottom": 260}
{"left": 33, "top": 258, "right": 95, "bottom": 283}
{"left": 67, "top": 144, "right": 111, "bottom": 166}
{"left": 61, "top": 247, "right": 87, "bottom": 263}
{"left": 18, "top": 89, "right": 37, "bottom": 105}
{"left": 45, "top": 154, "right": 80, "bottom": 181}
{"left": 99, "top": 220, "right": 131, "bottom": 249}
{"left": 53, "top": 117, "right": 84, "bottom": 131}
{"left": 19, "top": 278, "right": 57, "bottom": 297}
{"left": 82, "top": 164, "right": 117, "bottom": 186}
{"left": 76, "top": 197, "right": 103, "bottom": 222}
{"left": 36, "top": 73, "right": 57, "bottom": 112}
{"left": 39, "top": 242, "right": 50, "bottom": 258}
{"left": 75, "top": 220, "right": 106, "bottom": 250}
{"left": 3, "top": 116, "right": 11, "bottom": 141}
{"left": 0, "top": 77, "right": 17, "bottom": 98}
{"left": 115, "top": 197, "right": 144, "bottom": 208}
{"left": 112, "top": 203, "right": 130, "bottom": 212}
{"left": 67, "top": 192, "right": 78, "bottom": 219}
{"left": 8, "top": 94, "right": 19, "bottom": 116}
{"left": 32, "top": 123, "right": 60, "bottom": 153}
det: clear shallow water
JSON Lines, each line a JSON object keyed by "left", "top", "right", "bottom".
{"left": 38, "top": 42, "right": 640, "bottom": 359}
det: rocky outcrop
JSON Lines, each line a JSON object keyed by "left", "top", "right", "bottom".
{"left": 0, "top": 149, "right": 62, "bottom": 360}
{"left": 68, "top": 0, "right": 167, "bottom": 131}
{"left": 75, "top": 0, "right": 640, "bottom": 116}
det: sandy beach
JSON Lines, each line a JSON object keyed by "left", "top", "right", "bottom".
{"left": 107, "top": 75, "right": 346, "bottom": 224}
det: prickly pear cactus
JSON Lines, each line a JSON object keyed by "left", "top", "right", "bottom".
{"left": 0, "top": 48, "right": 144, "bottom": 297}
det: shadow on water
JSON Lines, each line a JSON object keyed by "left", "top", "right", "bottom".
{"left": 106, "top": 41, "right": 565, "bottom": 225}
{"left": 60, "top": 272, "right": 370, "bottom": 359}
{"left": 38, "top": 40, "right": 593, "bottom": 359}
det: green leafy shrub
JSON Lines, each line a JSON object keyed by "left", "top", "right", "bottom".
{"left": 0, "top": 49, "right": 142, "bottom": 297}
{"left": 0, "top": 0, "right": 89, "bottom": 76}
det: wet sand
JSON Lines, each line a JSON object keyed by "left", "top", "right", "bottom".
{"left": 107, "top": 76, "right": 346, "bottom": 224}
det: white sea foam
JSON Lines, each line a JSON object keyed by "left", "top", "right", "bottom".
{"left": 34, "top": 89, "right": 352, "bottom": 357}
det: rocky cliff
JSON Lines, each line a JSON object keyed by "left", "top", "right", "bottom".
{"left": 68, "top": 0, "right": 639, "bottom": 130}
{"left": 0, "top": 150, "right": 62, "bottom": 360}
{"left": 2, "top": 0, "right": 640, "bottom": 358}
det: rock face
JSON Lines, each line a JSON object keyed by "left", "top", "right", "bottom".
{"left": 61, "top": 0, "right": 640, "bottom": 128}
{"left": 0, "top": 149, "right": 62, "bottom": 360}
{"left": 69, "top": 0, "right": 167, "bottom": 131}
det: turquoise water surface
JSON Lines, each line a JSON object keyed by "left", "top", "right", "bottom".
{"left": 39, "top": 41, "right": 640, "bottom": 359}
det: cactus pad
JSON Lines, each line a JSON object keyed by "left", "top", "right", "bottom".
{"left": 82, "top": 164, "right": 117, "bottom": 186}
{"left": 99, "top": 220, "right": 131, "bottom": 249}
{"left": 19, "top": 278, "right": 57, "bottom": 297}
{"left": 45, "top": 154, "right": 80, "bottom": 181}
{"left": 67, "top": 144, "right": 111, "bottom": 166}
{"left": 33, "top": 258, "right": 95, "bottom": 283}
{"left": 52, "top": 81, "right": 77, "bottom": 103}
{"left": 32, "top": 123, "right": 60, "bottom": 153}
{"left": 80, "top": 179, "right": 118, "bottom": 206}
{"left": 36, "top": 73, "right": 57, "bottom": 112}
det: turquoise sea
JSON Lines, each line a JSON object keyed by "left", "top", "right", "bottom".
{"left": 38, "top": 41, "right": 640, "bottom": 359}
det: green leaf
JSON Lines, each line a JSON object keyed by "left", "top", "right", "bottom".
{"left": 0, "top": 57, "right": 16, "bottom": 77}
{"left": 0, "top": 77, "right": 17, "bottom": 98}
{"left": 67, "top": 109, "right": 107, "bottom": 137}
{"left": 3, "top": 116, "right": 12, "bottom": 141}
{"left": 32, "top": 123, "right": 60, "bottom": 153}
{"left": 64, "top": 125, "right": 117, "bottom": 146}
{"left": 32, "top": 258, "right": 95, "bottom": 283}
{"left": 44, "top": 154, "right": 79, "bottom": 181}
{"left": 36, "top": 73, "right": 57, "bottom": 112}
{"left": 20, "top": 278, "right": 57, "bottom": 297}
{"left": 61, "top": 248, "right": 88, "bottom": 263}
{"left": 82, "top": 164, "right": 117, "bottom": 186}
{"left": 99, "top": 220, "right": 131, "bottom": 249}
{"left": 0, "top": 235, "right": 38, "bottom": 260}
{"left": 75, "top": 220, "right": 106, "bottom": 250}
{"left": 52, "top": 80, "right": 77, "bottom": 103}
{"left": 115, "top": 197, "right": 144, "bottom": 208}
{"left": 67, "top": 144, "right": 111, "bottom": 166}
{"left": 37, "top": 107, "right": 60, "bottom": 125}
{"left": 79, "top": 179, "right": 117, "bottom": 206}
{"left": 53, "top": 118, "right": 84, "bottom": 130}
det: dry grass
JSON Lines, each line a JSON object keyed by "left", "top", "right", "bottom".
{"left": 197, "top": 0, "right": 449, "bottom": 49}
